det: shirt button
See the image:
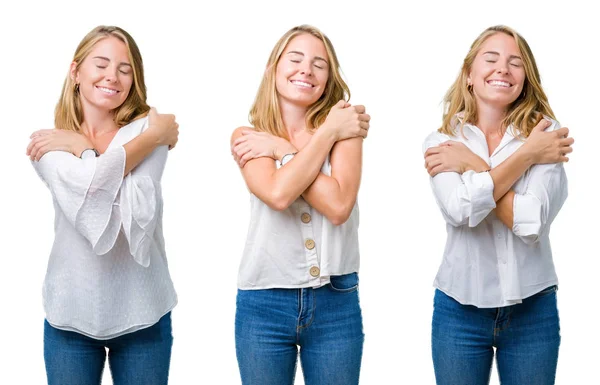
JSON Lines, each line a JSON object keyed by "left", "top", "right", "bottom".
{"left": 310, "top": 266, "right": 320, "bottom": 277}
{"left": 497, "top": 233, "right": 503, "bottom": 239}
{"left": 305, "top": 239, "right": 315, "bottom": 250}
{"left": 301, "top": 212, "right": 311, "bottom": 224}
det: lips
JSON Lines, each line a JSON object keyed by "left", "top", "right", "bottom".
{"left": 95, "top": 85, "right": 120, "bottom": 95}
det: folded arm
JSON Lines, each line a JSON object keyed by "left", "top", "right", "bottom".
{"left": 301, "top": 137, "right": 363, "bottom": 225}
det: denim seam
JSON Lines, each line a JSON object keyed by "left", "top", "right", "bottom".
{"left": 329, "top": 284, "right": 359, "bottom": 293}
{"left": 493, "top": 307, "right": 513, "bottom": 340}
{"left": 297, "top": 290, "right": 316, "bottom": 332}
{"left": 296, "top": 289, "right": 303, "bottom": 344}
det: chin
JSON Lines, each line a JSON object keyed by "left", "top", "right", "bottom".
{"left": 281, "top": 94, "right": 319, "bottom": 108}
{"left": 481, "top": 94, "right": 518, "bottom": 108}
{"left": 93, "top": 101, "right": 125, "bottom": 112}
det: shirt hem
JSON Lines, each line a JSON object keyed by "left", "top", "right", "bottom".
{"left": 434, "top": 279, "right": 558, "bottom": 308}
{"left": 45, "top": 299, "right": 177, "bottom": 340}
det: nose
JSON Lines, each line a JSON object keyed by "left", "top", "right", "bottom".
{"left": 104, "top": 65, "right": 120, "bottom": 83}
{"left": 299, "top": 62, "right": 313, "bottom": 77}
{"left": 495, "top": 63, "right": 509, "bottom": 75}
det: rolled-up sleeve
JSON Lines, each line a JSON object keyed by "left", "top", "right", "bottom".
{"left": 32, "top": 147, "right": 126, "bottom": 254}
{"left": 512, "top": 163, "right": 567, "bottom": 244}
{"left": 423, "top": 133, "right": 496, "bottom": 227}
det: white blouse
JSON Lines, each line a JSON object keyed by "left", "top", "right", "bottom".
{"left": 423, "top": 118, "right": 568, "bottom": 308}
{"left": 33, "top": 117, "right": 177, "bottom": 339}
{"left": 238, "top": 155, "right": 360, "bottom": 290}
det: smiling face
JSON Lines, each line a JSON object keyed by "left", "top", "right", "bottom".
{"left": 72, "top": 36, "right": 133, "bottom": 113}
{"left": 275, "top": 33, "right": 330, "bottom": 108}
{"left": 468, "top": 32, "right": 526, "bottom": 109}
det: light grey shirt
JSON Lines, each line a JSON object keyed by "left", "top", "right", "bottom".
{"left": 238, "top": 155, "right": 360, "bottom": 290}
{"left": 33, "top": 117, "right": 177, "bottom": 339}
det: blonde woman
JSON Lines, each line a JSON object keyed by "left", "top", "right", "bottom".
{"left": 230, "top": 25, "right": 369, "bottom": 385}
{"left": 423, "top": 25, "right": 573, "bottom": 384}
{"left": 26, "top": 26, "right": 178, "bottom": 384}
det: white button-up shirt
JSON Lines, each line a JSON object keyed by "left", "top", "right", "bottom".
{"left": 238, "top": 155, "right": 360, "bottom": 290}
{"left": 423, "top": 118, "right": 568, "bottom": 308}
{"left": 32, "top": 117, "right": 177, "bottom": 339}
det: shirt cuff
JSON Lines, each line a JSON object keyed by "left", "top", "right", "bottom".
{"left": 512, "top": 193, "right": 542, "bottom": 242}
{"left": 462, "top": 170, "right": 496, "bottom": 227}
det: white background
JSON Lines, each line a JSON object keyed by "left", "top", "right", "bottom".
{"left": 0, "top": 0, "right": 598, "bottom": 383}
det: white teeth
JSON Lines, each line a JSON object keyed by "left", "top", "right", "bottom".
{"left": 488, "top": 80, "right": 510, "bottom": 88}
{"left": 291, "top": 80, "right": 313, "bottom": 88}
{"left": 97, "top": 86, "right": 118, "bottom": 95}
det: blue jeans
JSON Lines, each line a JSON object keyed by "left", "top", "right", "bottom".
{"left": 44, "top": 312, "right": 173, "bottom": 385}
{"left": 235, "top": 273, "right": 364, "bottom": 385}
{"left": 432, "top": 287, "right": 560, "bottom": 385}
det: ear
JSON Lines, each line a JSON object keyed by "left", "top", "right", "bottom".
{"left": 69, "top": 61, "right": 79, "bottom": 84}
{"left": 467, "top": 74, "right": 472, "bottom": 86}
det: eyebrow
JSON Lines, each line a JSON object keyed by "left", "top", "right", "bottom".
{"left": 287, "top": 51, "right": 329, "bottom": 64}
{"left": 92, "top": 56, "right": 132, "bottom": 67}
{"left": 482, "top": 51, "right": 522, "bottom": 60}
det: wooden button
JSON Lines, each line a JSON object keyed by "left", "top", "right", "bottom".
{"left": 305, "top": 239, "right": 315, "bottom": 250}
{"left": 301, "top": 212, "right": 311, "bottom": 224}
{"left": 310, "top": 266, "right": 320, "bottom": 277}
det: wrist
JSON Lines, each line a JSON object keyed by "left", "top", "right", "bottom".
{"left": 79, "top": 148, "right": 99, "bottom": 158}
{"left": 73, "top": 141, "right": 94, "bottom": 158}
{"left": 315, "top": 124, "right": 338, "bottom": 144}
{"left": 472, "top": 160, "right": 491, "bottom": 173}
{"left": 516, "top": 144, "right": 536, "bottom": 167}
{"left": 274, "top": 140, "right": 297, "bottom": 162}
{"left": 142, "top": 129, "right": 162, "bottom": 148}
{"left": 280, "top": 152, "right": 298, "bottom": 166}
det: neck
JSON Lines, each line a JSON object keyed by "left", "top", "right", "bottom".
{"left": 279, "top": 97, "right": 309, "bottom": 138}
{"left": 475, "top": 100, "right": 507, "bottom": 136}
{"left": 79, "top": 99, "right": 119, "bottom": 138}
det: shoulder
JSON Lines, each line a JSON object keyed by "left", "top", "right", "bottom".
{"left": 230, "top": 126, "right": 255, "bottom": 144}
{"left": 124, "top": 116, "right": 150, "bottom": 135}
{"left": 36, "top": 150, "right": 77, "bottom": 164}
{"left": 422, "top": 130, "right": 453, "bottom": 153}
{"left": 543, "top": 117, "right": 561, "bottom": 132}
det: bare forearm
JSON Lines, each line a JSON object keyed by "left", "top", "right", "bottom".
{"left": 257, "top": 129, "right": 338, "bottom": 209}
{"left": 301, "top": 137, "right": 362, "bottom": 224}
{"left": 302, "top": 173, "right": 354, "bottom": 224}
{"left": 122, "top": 131, "right": 160, "bottom": 176}
{"left": 489, "top": 149, "right": 534, "bottom": 201}
{"left": 494, "top": 190, "right": 515, "bottom": 228}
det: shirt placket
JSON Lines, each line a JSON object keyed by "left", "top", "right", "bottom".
{"left": 295, "top": 201, "right": 321, "bottom": 286}
{"left": 492, "top": 220, "right": 509, "bottom": 300}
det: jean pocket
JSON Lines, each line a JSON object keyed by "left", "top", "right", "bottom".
{"left": 534, "top": 285, "right": 557, "bottom": 298}
{"left": 329, "top": 272, "right": 359, "bottom": 293}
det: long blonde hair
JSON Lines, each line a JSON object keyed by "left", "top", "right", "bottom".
{"left": 55, "top": 25, "right": 150, "bottom": 132}
{"left": 440, "top": 25, "right": 555, "bottom": 138}
{"left": 249, "top": 25, "right": 350, "bottom": 139}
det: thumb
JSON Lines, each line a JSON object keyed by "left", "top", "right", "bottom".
{"left": 532, "top": 118, "right": 551, "bottom": 132}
